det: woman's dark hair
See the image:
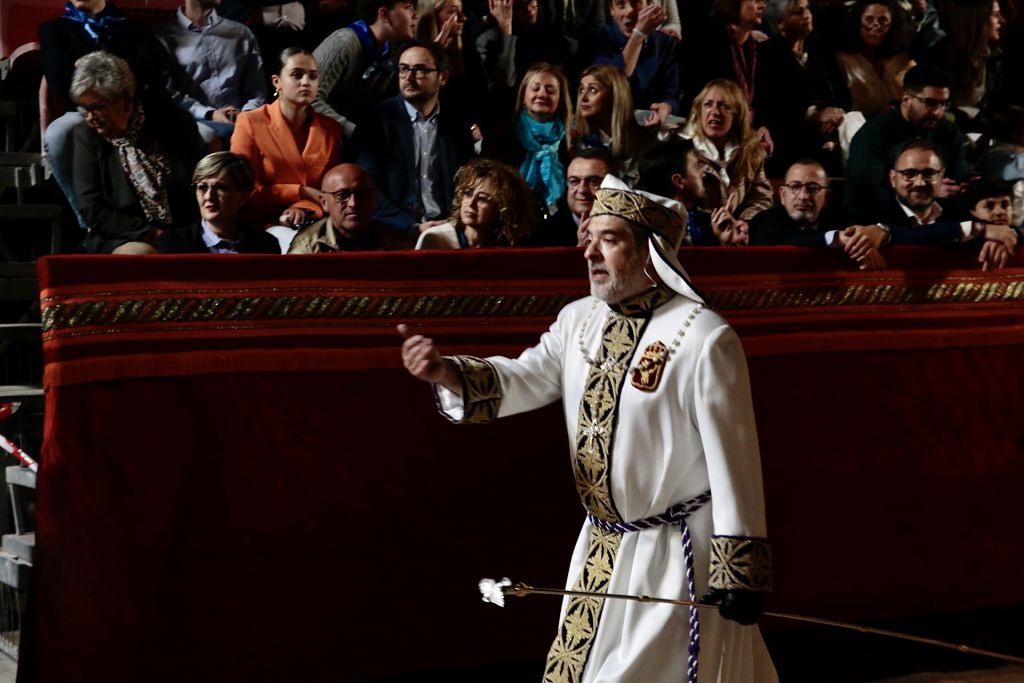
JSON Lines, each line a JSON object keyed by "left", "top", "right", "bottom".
{"left": 276, "top": 47, "right": 315, "bottom": 73}
{"left": 934, "top": 0, "right": 999, "bottom": 106}
{"left": 839, "top": 0, "right": 911, "bottom": 57}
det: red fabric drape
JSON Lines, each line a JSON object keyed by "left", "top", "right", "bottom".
{"left": 25, "top": 248, "right": 1024, "bottom": 681}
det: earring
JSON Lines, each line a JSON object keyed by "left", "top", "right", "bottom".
{"left": 643, "top": 262, "right": 658, "bottom": 289}
{"left": 274, "top": 88, "right": 279, "bottom": 98}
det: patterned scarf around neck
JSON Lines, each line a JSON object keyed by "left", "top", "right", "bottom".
{"left": 106, "top": 104, "right": 173, "bottom": 226}
{"left": 515, "top": 110, "right": 566, "bottom": 208}
{"left": 62, "top": 1, "right": 125, "bottom": 43}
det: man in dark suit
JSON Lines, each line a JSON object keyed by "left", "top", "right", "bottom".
{"left": 354, "top": 40, "right": 474, "bottom": 240}
{"left": 750, "top": 158, "right": 885, "bottom": 269}
{"left": 842, "top": 139, "right": 1018, "bottom": 269}
{"left": 531, "top": 149, "right": 613, "bottom": 246}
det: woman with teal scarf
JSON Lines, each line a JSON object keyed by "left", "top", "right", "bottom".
{"left": 513, "top": 63, "right": 573, "bottom": 215}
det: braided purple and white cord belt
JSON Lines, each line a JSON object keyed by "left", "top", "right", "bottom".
{"left": 586, "top": 490, "right": 712, "bottom": 683}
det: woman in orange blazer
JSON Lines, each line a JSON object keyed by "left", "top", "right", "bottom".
{"left": 232, "top": 47, "right": 342, "bottom": 228}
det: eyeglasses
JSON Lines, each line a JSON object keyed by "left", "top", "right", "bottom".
{"left": 568, "top": 175, "right": 605, "bottom": 188}
{"left": 327, "top": 187, "right": 374, "bottom": 204}
{"left": 893, "top": 168, "right": 942, "bottom": 181}
{"left": 860, "top": 16, "right": 891, "bottom": 27}
{"left": 397, "top": 64, "right": 439, "bottom": 79}
{"left": 193, "top": 182, "right": 237, "bottom": 196}
{"left": 78, "top": 99, "right": 116, "bottom": 114}
{"left": 908, "top": 94, "right": 951, "bottom": 110}
{"left": 781, "top": 181, "right": 825, "bottom": 195}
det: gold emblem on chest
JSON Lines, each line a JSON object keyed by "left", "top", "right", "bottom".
{"left": 631, "top": 340, "right": 668, "bottom": 391}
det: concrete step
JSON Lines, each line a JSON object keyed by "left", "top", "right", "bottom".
{"left": 4, "top": 467, "right": 33, "bottom": 490}
{"left": 0, "top": 535, "right": 31, "bottom": 565}
{"left": 0, "top": 549, "right": 29, "bottom": 590}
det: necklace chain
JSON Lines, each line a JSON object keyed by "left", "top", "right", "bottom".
{"left": 577, "top": 299, "right": 706, "bottom": 372}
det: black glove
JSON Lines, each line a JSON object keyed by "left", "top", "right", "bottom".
{"left": 700, "top": 588, "right": 765, "bottom": 625}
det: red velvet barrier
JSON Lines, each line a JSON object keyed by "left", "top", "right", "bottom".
{"left": 27, "top": 248, "right": 1024, "bottom": 682}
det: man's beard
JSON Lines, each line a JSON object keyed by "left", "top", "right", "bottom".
{"left": 787, "top": 207, "right": 818, "bottom": 228}
{"left": 590, "top": 252, "right": 648, "bottom": 303}
{"left": 902, "top": 189, "right": 935, "bottom": 212}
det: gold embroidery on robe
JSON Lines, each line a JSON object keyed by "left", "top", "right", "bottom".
{"left": 709, "top": 536, "right": 773, "bottom": 592}
{"left": 543, "top": 286, "right": 673, "bottom": 683}
{"left": 439, "top": 355, "right": 502, "bottom": 424}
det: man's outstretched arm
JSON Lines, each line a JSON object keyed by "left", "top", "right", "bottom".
{"left": 397, "top": 324, "right": 462, "bottom": 395}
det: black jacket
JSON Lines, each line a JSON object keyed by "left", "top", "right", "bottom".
{"left": 157, "top": 222, "right": 281, "bottom": 254}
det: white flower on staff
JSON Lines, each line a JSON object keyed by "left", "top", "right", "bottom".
{"left": 478, "top": 578, "right": 513, "bottom": 607}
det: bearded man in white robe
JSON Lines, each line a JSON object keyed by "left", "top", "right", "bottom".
{"left": 398, "top": 177, "right": 778, "bottom": 683}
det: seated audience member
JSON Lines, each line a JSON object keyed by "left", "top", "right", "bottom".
{"left": 974, "top": 106, "right": 1024, "bottom": 225}
{"left": 834, "top": 0, "right": 914, "bottom": 119}
{"left": 967, "top": 177, "right": 1016, "bottom": 238}
{"left": 572, "top": 64, "right": 656, "bottom": 186}
{"left": 71, "top": 52, "right": 202, "bottom": 254}
{"left": 476, "top": 0, "right": 569, "bottom": 80}
{"left": 158, "top": 0, "right": 268, "bottom": 147}
{"left": 843, "top": 140, "right": 1016, "bottom": 269}
{"left": 159, "top": 152, "right": 280, "bottom": 253}
{"left": 635, "top": 137, "right": 725, "bottom": 245}
{"left": 844, "top": 64, "right": 967, "bottom": 222}
{"left": 750, "top": 159, "right": 886, "bottom": 268}
{"left": 757, "top": 0, "right": 848, "bottom": 174}
{"left": 355, "top": 41, "right": 475, "bottom": 239}
{"left": 924, "top": 0, "right": 1004, "bottom": 133}
{"left": 40, "top": 0, "right": 173, "bottom": 226}
{"left": 232, "top": 47, "right": 342, "bottom": 238}
{"left": 417, "top": 0, "right": 516, "bottom": 125}
{"left": 679, "top": 79, "right": 774, "bottom": 228}
{"left": 532, "top": 148, "right": 614, "bottom": 246}
{"left": 512, "top": 63, "right": 573, "bottom": 215}
{"left": 312, "top": 0, "right": 418, "bottom": 138}
{"left": 416, "top": 158, "right": 536, "bottom": 248}
{"left": 583, "top": 0, "right": 680, "bottom": 128}
{"left": 535, "top": 0, "right": 606, "bottom": 62}
{"left": 289, "top": 164, "right": 413, "bottom": 252}
{"left": 682, "top": 0, "right": 771, "bottom": 150}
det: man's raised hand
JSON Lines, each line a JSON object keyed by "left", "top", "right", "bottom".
{"left": 397, "top": 324, "right": 462, "bottom": 393}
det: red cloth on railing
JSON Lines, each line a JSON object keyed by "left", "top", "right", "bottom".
{"left": 24, "top": 248, "right": 1024, "bottom": 682}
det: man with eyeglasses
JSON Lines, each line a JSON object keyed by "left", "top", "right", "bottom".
{"left": 289, "top": 164, "right": 409, "bottom": 252}
{"left": 845, "top": 64, "right": 968, "bottom": 223}
{"left": 843, "top": 140, "right": 1017, "bottom": 269}
{"left": 354, "top": 41, "right": 474, "bottom": 240}
{"left": 531, "top": 149, "right": 614, "bottom": 246}
{"left": 748, "top": 159, "right": 886, "bottom": 269}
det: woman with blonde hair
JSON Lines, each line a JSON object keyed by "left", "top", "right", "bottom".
{"left": 572, "top": 64, "right": 655, "bottom": 185}
{"left": 680, "top": 79, "right": 773, "bottom": 238}
{"left": 416, "top": 158, "right": 536, "bottom": 248}
{"left": 513, "top": 62, "right": 573, "bottom": 213}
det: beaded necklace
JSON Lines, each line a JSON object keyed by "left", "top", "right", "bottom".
{"left": 577, "top": 298, "right": 706, "bottom": 372}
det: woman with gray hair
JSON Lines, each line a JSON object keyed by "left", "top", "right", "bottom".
{"left": 158, "top": 152, "right": 281, "bottom": 254}
{"left": 71, "top": 51, "right": 204, "bottom": 253}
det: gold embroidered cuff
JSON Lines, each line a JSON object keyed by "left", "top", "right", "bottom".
{"left": 440, "top": 355, "right": 502, "bottom": 424}
{"left": 708, "top": 535, "right": 772, "bottom": 593}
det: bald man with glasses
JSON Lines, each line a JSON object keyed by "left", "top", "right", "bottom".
{"left": 289, "top": 164, "right": 413, "bottom": 252}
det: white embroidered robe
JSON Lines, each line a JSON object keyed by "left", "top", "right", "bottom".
{"left": 439, "top": 290, "right": 778, "bottom": 683}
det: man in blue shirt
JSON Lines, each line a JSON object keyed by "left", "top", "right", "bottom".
{"left": 158, "top": 0, "right": 268, "bottom": 147}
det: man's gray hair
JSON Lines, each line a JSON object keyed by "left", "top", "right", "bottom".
{"left": 70, "top": 51, "right": 136, "bottom": 104}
